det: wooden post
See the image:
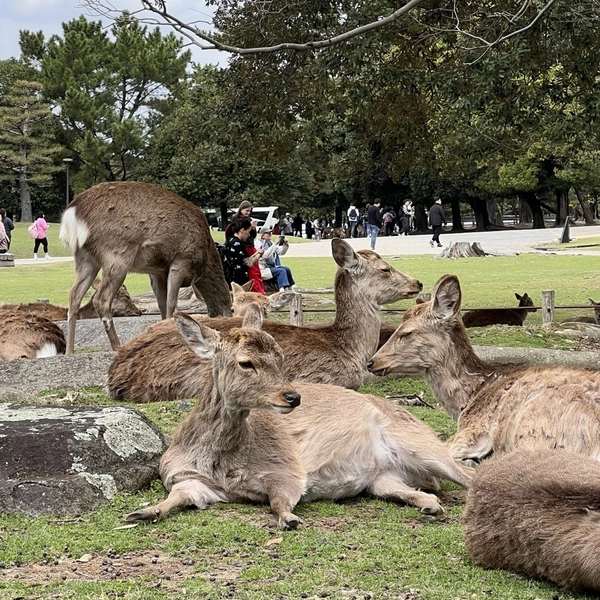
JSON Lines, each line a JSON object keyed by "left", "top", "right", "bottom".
{"left": 289, "top": 293, "right": 304, "bottom": 326}
{"left": 542, "top": 290, "right": 555, "bottom": 324}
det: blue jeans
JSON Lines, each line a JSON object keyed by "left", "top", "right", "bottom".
{"left": 367, "top": 224, "right": 379, "bottom": 250}
{"left": 271, "top": 266, "right": 295, "bottom": 289}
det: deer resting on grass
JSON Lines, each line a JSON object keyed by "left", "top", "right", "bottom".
{"left": 59, "top": 181, "right": 232, "bottom": 354}
{"left": 461, "top": 292, "right": 535, "bottom": 327}
{"left": 108, "top": 239, "right": 423, "bottom": 401}
{"left": 125, "top": 307, "right": 472, "bottom": 529}
{"left": 0, "top": 308, "right": 66, "bottom": 360}
{"left": 561, "top": 298, "right": 600, "bottom": 325}
{"left": 230, "top": 282, "right": 295, "bottom": 318}
{"left": 369, "top": 274, "right": 600, "bottom": 464}
{"left": 463, "top": 449, "right": 600, "bottom": 594}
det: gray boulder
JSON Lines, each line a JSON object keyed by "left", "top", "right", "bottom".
{"left": 0, "top": 404, "right": 167, "bottom": 516}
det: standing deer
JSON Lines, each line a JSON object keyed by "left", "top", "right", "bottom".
{"left": 369, "top": 274, "right": 600, "bottom": 464}
{"left": 59, "top": 181, "right": 232, "bottom": 354}
{"left": 126, "top": 308, "right": 472, "bottom": 529}
{"left": 461, "top": 292, "right": 535, "bottom": 327}
{"left": 0, "top": 309, "right": 66, "bottom": 360}
{"left": 0, "top": 280, "right": 141, "bottom": 322}
{"left": 463, "top": 449, "right": 600, "bottom": 593}
{"left": 108, "top": 239, "right": 423, "bottom": 401}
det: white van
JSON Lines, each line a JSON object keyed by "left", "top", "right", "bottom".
{"left": 251, "top": 206, "right": 280, "bottom": 233}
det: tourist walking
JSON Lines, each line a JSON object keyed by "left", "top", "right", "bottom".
{"left": 32, "top": 212, "right": 51, "bottom": 260}
{"left": 366, "top": 199, "right": 383, "bottom": 250}
{"left": 0, "top": 208, "right": 14, "bottom": 249}
{"left": 428, "top": 197, "right": 447, "bottom": 248}
{"left": 347, "top": 204, "right": 359, "bottom": 238}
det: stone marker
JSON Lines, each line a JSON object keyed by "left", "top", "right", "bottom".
{"left": 0, "top": 404, "right": 167, "bottom": 516}
{"left": 0, "top": 253, "right": 15, "bottom": 267}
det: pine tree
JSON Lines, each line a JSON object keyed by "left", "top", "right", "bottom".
{"left": 0, "top": 80, "right": 61, "bottom": 221}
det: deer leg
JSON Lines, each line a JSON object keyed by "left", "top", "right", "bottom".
{"left": 447, "top": 430, "right": 493, "bottom": 467}
{"left": 125, "top": 479, "right": 224, "bottom": 524}
{"left": 149, "top": 274, "right": 168, "bottom": 319}
{"left": 165, "top": 266, "right": 187, "bottom": 319}
{"left": 93, "top": 269, "right": 128, "bottom": 350}
{"left": 264, "top": 474, "right": 304, "bottom": 531}
{"left": 66, "top": 261, "right": 101, "bottom": 354}
{"left": 368, "top": 472, "right": 444, "bottom": 517}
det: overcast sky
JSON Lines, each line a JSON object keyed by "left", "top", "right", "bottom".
{"left": 0, "top": 0, "right": 227, "bottom": 66}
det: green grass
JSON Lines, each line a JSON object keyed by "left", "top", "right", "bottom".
{"left": 0, "top": 379, "right": 594, "bottom": 600}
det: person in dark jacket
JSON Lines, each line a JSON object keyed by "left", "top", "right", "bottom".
{"left": 224, "top": 218, "right": 265, "bottom": 289}
{"left": 367, "top": 199, "right": 383, "bottom": 250}
{"left": 428, "top": 197, "right": 447, "bottom": 247}
{"left": 0, "top": 208, "right": 14, "bottom": 250}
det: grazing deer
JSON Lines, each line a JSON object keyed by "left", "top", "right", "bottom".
{"left": 108, "top": 239, "right": 423, "bottom": 401}
{"left": 0, "top": 280, "right": 142, "bottom": 322}
{"left": 0, "top": 308, "right": 66, "bottom": 360}
{"left": 231, "top": 282, "right": 295, "bottom": 318}
{"left": 369, "top": 274, "right": 600, "bottom": 464}
{"left": 126, "top": 308, "right": 472, "bottom": 529}
{"left": 463, "top": 449, "right": 600, "bottom": 593}
{"left": 461, "top": 292, "right": 535, "bottom": 328}
{"left": 59, "top": 181, "right": 232, "bottom": 354}
{"left": 561, "top": 298, "right": 600, "bottom": 325}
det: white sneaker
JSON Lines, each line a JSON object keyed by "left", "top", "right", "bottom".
{"left": 33, "top": 255, "right": 39, "bottom": 261}
{"left": 45, "top": 254, "right": 52, "bottom": 260}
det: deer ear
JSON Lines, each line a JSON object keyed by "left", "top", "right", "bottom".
{"left": 589, "top": 298, "right": 598, "bottom": 306}
{"left": 431, "top": 275, "right": 461, "bottom": 320}
{"left": 231, "top": 282, "right": 244, "bottom": 298}
{"left": 174, "top": 311, "right": 221, "bottom": 359}
{"left": 241, "top": 280, "right": 255, "bottom": 292}
{"left": 268, "top": 290, "right": 295, "bottom": 312}
{"left": 332, "top": 238, "right": 359, "bottom": 270}
{"left": 241, "top": 303, "right": 264, "bottom": 330}
{"left": 515, "top": 293, "right": 522, "bottom": 301}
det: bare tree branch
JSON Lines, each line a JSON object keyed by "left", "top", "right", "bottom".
{"left": 80, "top": 0, "right": 561, "bottom": 56}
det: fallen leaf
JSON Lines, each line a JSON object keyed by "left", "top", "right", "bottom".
{"left": 114, "top": 523, "right": 139, "bottom": 530}
{"left": 77, "top": 553, "right": 93, "bottom": 563}
{"left": 266, "top": 537, "right": 283, "bottom": 546}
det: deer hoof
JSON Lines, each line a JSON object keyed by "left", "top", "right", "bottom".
{"left": 125, "top": 507, "right": 161, "bottom": 524}
{"left": 279, "top": 514, "right": 302, "bottom": 531}
{"left": 420, "top": 503, "right": 444, "bottom": 519}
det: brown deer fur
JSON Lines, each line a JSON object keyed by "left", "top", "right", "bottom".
{"left": 369, "top": 274, "right": 600, "bottom": 464}
{"left": 0, "top": 308, "right": 66, "bottom": 360}
{"left": 463, "top": 449, "right": 600, "bottom": 593}
{"left": 0, "top": 281, "right": 142, "bottom": 322}
{"left": 108, "top": 239, "right": 423, "bottom": 401}
{"left": 230, "top": 282, "right": 295, "bottom": 318}
{"left": 59, "top": 181, "right": 232, "bottom": 354}
{"left": 125, "top": 308, "right": 472, "bottom": 530}
{"left": 461, "top": 292, "right": 535, "bottom": 327}
{"left": 561, "top": 298, "right": 600, "bottom": 325}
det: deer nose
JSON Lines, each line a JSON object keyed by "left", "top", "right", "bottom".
{"left": 417, "top": 280, "right": 423, "bottom": 290}
{"left": 284, "top": 392, "right": 301, "bottom": 407}
{"left": 367, "top": 361, "right": 374, "bottom": 371}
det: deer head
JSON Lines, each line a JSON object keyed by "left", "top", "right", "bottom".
{"left": 174, "top": 305, "right": 301, "bottom": 414}
{"left": 369, "top": 274, "right": 465, "bottom": 377}
{"left": 515, "top": 292, "right": 536, "bottom": 313}
{"left": 331, "top": 238, "right": 422, "bottom": 305}
{"left": 231, "top": 282, "right": 295, "bottom": 318}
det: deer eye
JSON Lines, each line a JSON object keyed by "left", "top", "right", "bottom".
{"left": 238, "top": 360, "right": 255, "bottom": 370}
{"left": 381, "top": 268, "right": 391, "bottom": 273}
{"left": 399, "top": 331, "right": 413, "bottom": 339}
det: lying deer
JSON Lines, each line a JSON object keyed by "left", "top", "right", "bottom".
{"left": 126, "top": 307, "right": 472, "bottom": 529}
{"left": 231, "top": 282, "right": 295, "bottom": 318}
{"left": 59, "top": 181, "right": 232, "bottom": 354}
{"left": 108, "top": 239, "right": 423, "bottom": 401}
{"left": 561, "top": 297, "right": 600, "bottom": 325}
{"left": 0, "top": 308, "right": 66, "bottom": 360}
{"left": 461, "top": 292, "right": 535, "bottom": 327}
{"left": 369, "top": 274, "right": 600, "bottom": 464}
{"left": 0, "top": 280, "right": 141, "bottom": 322}
{"left": 463, "top": 449, "right": 600, "bottom": 593}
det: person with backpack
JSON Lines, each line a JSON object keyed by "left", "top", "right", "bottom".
{"left": 224, "top": 218, "right": 265, "bottom": 290}
{"left": 225, "top": 201, "right": 265, "bottom": 295}
{"left": 32, "top": 212, "right": 51, "bottom": 260}
{"left": 347, "top": 204, "right": 359, "bottom": 238}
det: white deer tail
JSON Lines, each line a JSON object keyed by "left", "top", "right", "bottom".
{"left": 59, "top": 206, "right": 89, "bottom": 251}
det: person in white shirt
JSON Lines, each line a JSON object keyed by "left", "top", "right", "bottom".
{"left": 256, "top": 230, "right": 296, "bottom": 291}
{"left": 347, "top": 204, "right": 359, "bottom": 238}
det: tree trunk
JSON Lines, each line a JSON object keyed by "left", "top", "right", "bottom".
{"left": 438, "top": 241, "right": 488, "bottom": 258}
{"left": 519, "top": 199, "right": 532, "bottom": 224}
{"left": 519, "top": 192, "right": 545, "bottom": 229}
{"left": 554, "top": 188, "right": 569, "bottom": 227}
{"left": 574, "top": 187, "right": 596, "bottom": 225}
{"left": 449, "top": 198, "right": 464, "bottom": 231}
{"left": 20, "top": 171, "right": 32, "bottom": 222}
{"left": 468, "top": 198, "right": 491, "bottom": 231}
{"left": 218, "top": 201, "right": 228, "bottom": 231}
{"left": 414, "top": 204, "right": 428, "bottom": 232}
